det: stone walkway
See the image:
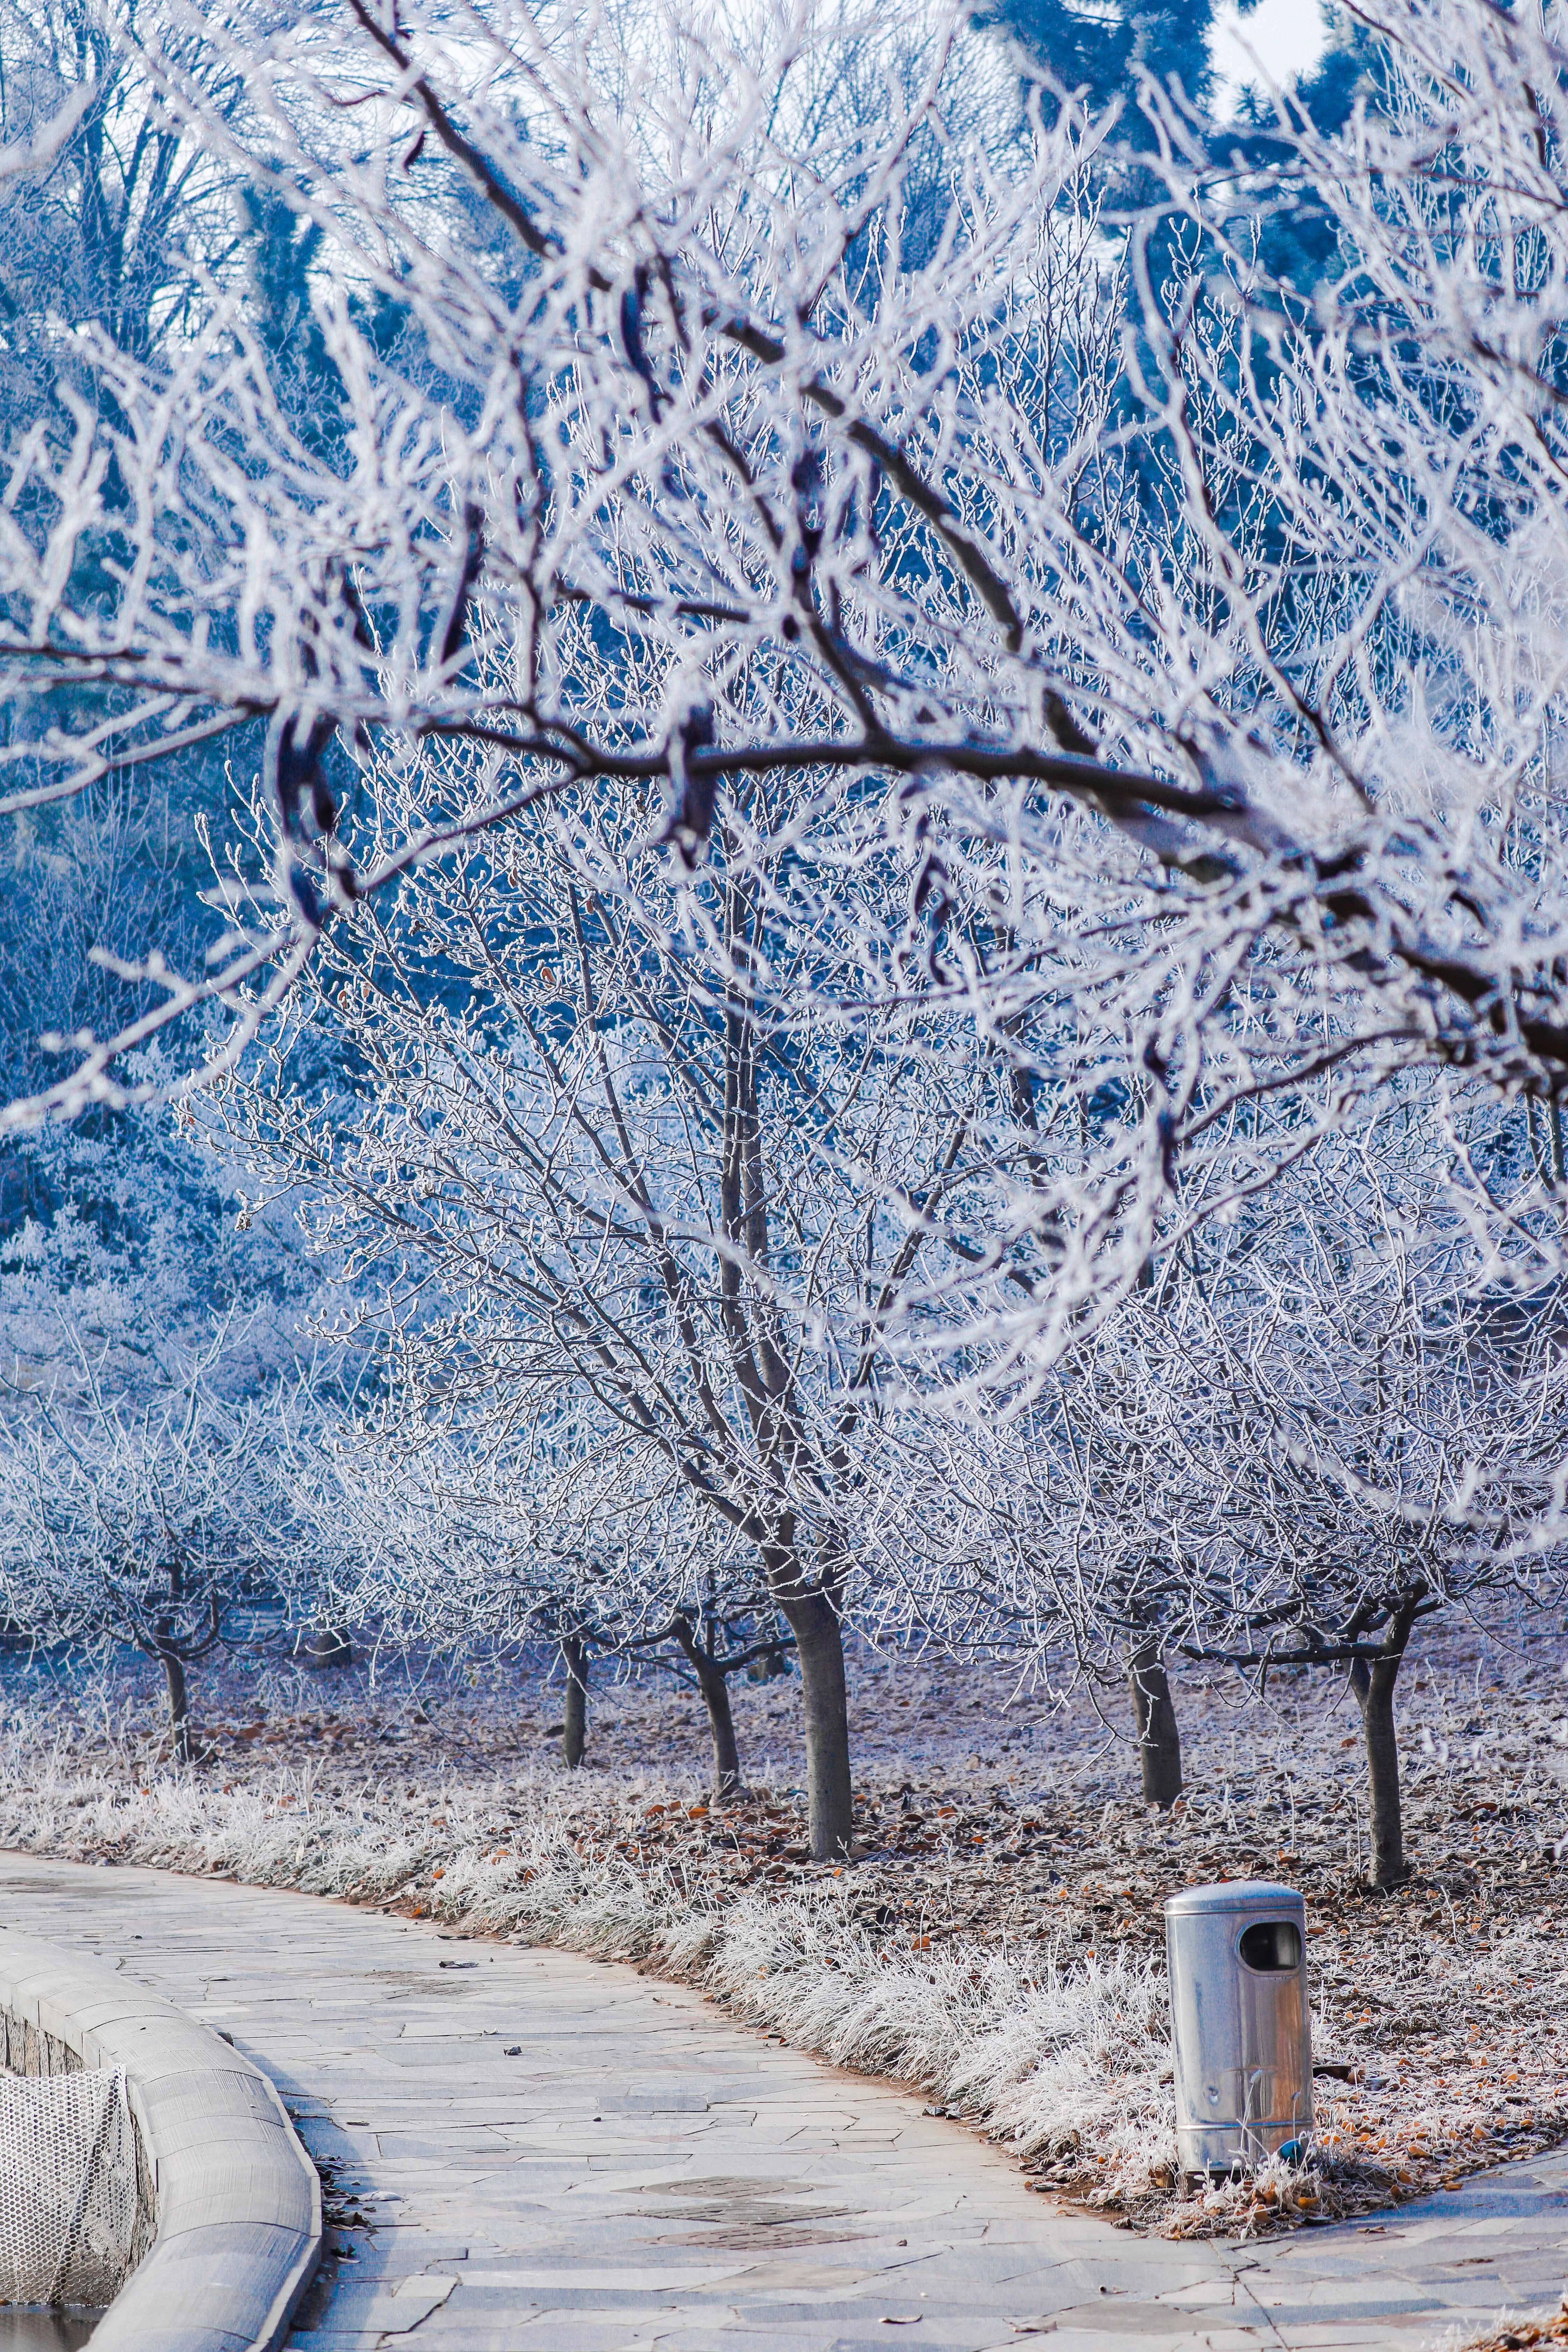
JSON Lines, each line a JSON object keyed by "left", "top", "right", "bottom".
{"left": 0, "top": 1852, "right": 1561, "bottom": 2350}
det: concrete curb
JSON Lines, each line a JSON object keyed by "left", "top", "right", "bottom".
{"left": 0, "top": 1924, "right": 322, "bottom": 2350}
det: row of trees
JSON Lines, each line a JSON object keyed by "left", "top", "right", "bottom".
{"left": 5, "top": 1069, "right": 1557, "bottom": 1887}
{"left": 2, "top": 0, "right": 1568, "bottom": 1883}
{"left": 876, "top": 1118, "right": 1568, "bottom": 1885}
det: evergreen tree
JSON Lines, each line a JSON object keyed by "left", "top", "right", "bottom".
{"left": 990, "top": 0, "right": 1216, "bottom": 129}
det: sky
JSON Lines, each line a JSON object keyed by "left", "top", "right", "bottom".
{"left": 1209, "top": 0, "right": 1331, "bottom": 117}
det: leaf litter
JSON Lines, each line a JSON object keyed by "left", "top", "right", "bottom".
{"left": 0, "top": 1613, "right": 1563, "bottom": 2244}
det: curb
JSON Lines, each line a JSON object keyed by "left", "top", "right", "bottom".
{"left": 0, "top": 1924, "right": 322, "bottom": 2350}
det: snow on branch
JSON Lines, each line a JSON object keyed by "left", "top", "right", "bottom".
{"left": 8, "top": 0, "right": 1568, "bottom": 1348}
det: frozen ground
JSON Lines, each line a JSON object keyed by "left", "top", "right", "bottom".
{"left": 0, "top": 1604, "right": 1563, "bottom": 2241}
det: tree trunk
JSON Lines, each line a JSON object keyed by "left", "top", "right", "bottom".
{"left": 304, "top": 1626, "right": 354, "bottom": 1671}
{"left": 561, "top": 1636, "right": 588, "bottom": 1768}
{"left": 1347, "top": 1604, "right": 1419, "bottom": 1889}
{"left": 776, "top": 1590, "right": 852, "bottom": 1860}
{"left": 160, "top": 1647, "right": 190, "bottom": 1766}
{"left": 671, "top": 1615, "right": 743, "bottom": 1800}
{"left": 1128, "top": 1638, "right": 1182, "bottom": 1807}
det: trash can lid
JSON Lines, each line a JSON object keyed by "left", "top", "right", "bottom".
{"left": 1163, "top": 1880, "right": 1304, "bottom": 1916}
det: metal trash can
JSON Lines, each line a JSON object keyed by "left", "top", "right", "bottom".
{"left": 1163, "top": 1880, "right": 1312, "bottom": 2178}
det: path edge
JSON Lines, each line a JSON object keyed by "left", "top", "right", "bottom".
{"left": 0, "top": 1921, "right": 322, "bottom": 2350}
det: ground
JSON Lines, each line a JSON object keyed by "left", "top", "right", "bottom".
{"left": 0, "top": 1605, "right": 1564, "bottom": 2260}
{"left": 1469, "top": 2320, "right": 1568, "bottom": 2351}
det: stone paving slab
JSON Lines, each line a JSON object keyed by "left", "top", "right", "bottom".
{"left": 0, "top": 1851, "right": 1562, "bottom": 2349}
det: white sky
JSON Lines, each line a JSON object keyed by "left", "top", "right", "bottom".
{"left": 1209, "top": 0, "right": 1331, "bottom": 118}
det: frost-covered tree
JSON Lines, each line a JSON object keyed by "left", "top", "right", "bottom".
{"left": 287, "top": 1411, "right": 792, "bottom": 1793}
{"left": 858, "top": 1376, "right": 1195, "bottom": 1806}
{"left": 898, "top": 1103, "right": 1568, "bottom": 1885}
{"left": 279, "top": 1418, "right": 593, "bottom": 1729}
{"left": 0, "top": 0, "right": 239, "bottom": 404}
{"left": 0, "top": 0, "right": 255, "bottom": 1111}
{"left": 0, "top": 1335, "right": 309, "bottom": 1758}
{"left": 535, "top": 1439, "right": 798, "bottom": 1796}
{"left": 225, "top": 738, "right": 984, "bottom": 1855}
{"left": 1165, "top": 1159, "right": 1568, "bottom": 1889}
{"left": 11, "top": 0, "right": 1568, "bottom": 1421}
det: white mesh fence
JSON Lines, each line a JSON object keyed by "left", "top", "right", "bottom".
{"left": 0, "top": 2067, "right": 143, "bottom": 2307}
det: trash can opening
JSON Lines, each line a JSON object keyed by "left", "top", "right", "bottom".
{"left": 1238, "top": 1918, "right": 1302, "bottom": 1972}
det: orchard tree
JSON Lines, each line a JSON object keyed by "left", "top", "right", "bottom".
{"left": 866, "top": 1080, "right": 1568, "bottom": 1877}
{"left": 861, "top": 1370, "right": 1193, "bottom": 1806}
{"left": 304, "top": 1433, "right": 609, "bottom": 1767}
{"left": 1162, "top": 1142, "right": 1568, "bottom": 1889}
{"left": 0, "top": 1336, "right": 308, "bottom": 1758}
{"left": 1030, "top": 1114, "right": 1568, "bottom": 1887}
{"left": 227, "top": 746, "right": 986, "bottom": 1858}
{"left": 539, "top": 1440, "right": 798, "bottom": 1799}
{"left": 289, "top": 1412, "right": 795, "bottom": 1794}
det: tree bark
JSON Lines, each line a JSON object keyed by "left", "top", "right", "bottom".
{"left": 776, "top": 1589, "right": 853, "bottom": 1860}
{"left": 561, "top": 1636, "right": 588, "bottom": 1768}
{"left": 160, "top": 1646, "right": 191, "bottom": 1766}
{"left": 712, "top": 933, "right": 850, "bottom": 1856}
{"left": 1128, "top": 1638, "right": 1182, "bottom": 1807}
{"left": 1346, "top": 1603, "right": 1419, "bottom": 1889}
{"left": 671, "top": 1615, "right": 743, "bottom": 1801}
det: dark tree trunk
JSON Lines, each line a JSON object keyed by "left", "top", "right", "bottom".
{"left": 1128, "top": 1638, "right": 1182, "bottom": 1807}
{"left": 304, "top": 1627, "right": 354, "bottom": 1671}
{"left": 1347, "top": 1603, "right": 1419, "bottom": 1890}
{"left": 671, "top": 1614, "right": 743, "bottom": 1801}
{"left": 160, "top": 1646, "right": 190, "bottom": 1765}
{"left": 713, "top": 947, "right": 852, "bottom": 1858}
{"left": 561, "top": 1636, "right": 588, "bottom": 1768}
{"left": 776, "top": 1589, "right": 852, "bottom": 1861}
{"left": 699, "top": 1668, "right": 742, "bottom": 1802}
